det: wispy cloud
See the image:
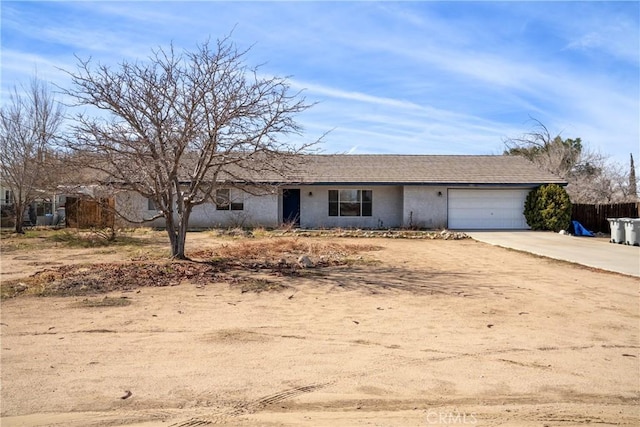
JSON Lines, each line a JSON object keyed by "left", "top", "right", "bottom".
{"left": 292, "top": 81, "right": 425, "bottom": 112}
{"left": 558, "top": 5, "right": 640, "bottom": 64}
{"left": 1, "top": 1, "right": 637, "bottom": 163}
{"left": 289, "top": 78, "right": 525, "bottom": 156}
{"left": 565, "top": 28, "right": 639, "bottom": 64}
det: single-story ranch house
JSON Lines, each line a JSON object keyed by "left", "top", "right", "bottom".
{"left": 116, "top": 154, "right": 565, "bottom": 230}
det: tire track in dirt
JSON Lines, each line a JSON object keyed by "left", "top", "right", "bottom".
{"left": 169, "top": 382, "right": 332, "bottom": 426}
{"left": 166, "top": 343, "right": 639, "bottom": 426}
{"left": 420, "top": 343, "right": 639, "bottom": 362}
{"left": 0, "top": 409, "right": 180, "bottom": 427}
{"left": 171, "top": 343, "right": 638, "bottom": 426}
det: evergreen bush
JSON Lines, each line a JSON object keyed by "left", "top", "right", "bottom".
{"left": 524, "top": 184, "right": 572, "bottom": 231}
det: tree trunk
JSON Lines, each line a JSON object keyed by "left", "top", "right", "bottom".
{"left": 165, "top": 209, "right": 191, "bottom": 260}
{"left": 165, "top": 214, "right": 179, "bottom": 258}
{"left": 14, "top": 203, "right": 25, "bottom": 234}
{"left": 173, "top": 209, "right": 191, "bottom": 260}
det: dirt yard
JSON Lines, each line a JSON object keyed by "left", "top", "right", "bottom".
{"left": 1, "top": 230, "right": 638, "bottom": 427}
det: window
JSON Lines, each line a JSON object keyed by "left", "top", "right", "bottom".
{"left": 216, "top": 189, "right": 243, "bottom": 211}
{"left": 4, "top": 190, "right": 13, "bottom": 205}
{"left": 328, "top": 190, "right": 372, "bottom": 217}
{"left": 36, "top": 200, "right": 53, "bottom": 216}
{"left": 147, "top": 198, "right": 157, "bottom": 210}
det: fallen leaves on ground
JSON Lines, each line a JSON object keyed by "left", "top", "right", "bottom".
{"left": 2, "top": 239, "right": 380, "bottom": 298}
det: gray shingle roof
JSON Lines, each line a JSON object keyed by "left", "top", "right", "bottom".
{"left": 281, "top": 154, "right": 566, "bottom": 185}
{"left": 95, "top": 153, "right": 565, "bottom": 186}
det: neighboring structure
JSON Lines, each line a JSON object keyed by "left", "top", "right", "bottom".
{"left": 0, "top": 181, "right": 14, "bottom": 227}
{"left": 0, "top": 181, "right": 13, "bottom": 210}
{"left": 118, "top": 155, "right": 566, "bottom": 230}
{"left": 0, "top": 180, "right": 62, "bottom": 227}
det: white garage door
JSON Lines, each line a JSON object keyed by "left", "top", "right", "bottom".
{"left": 448, "top": 189, "right": 531, "bottom": 229}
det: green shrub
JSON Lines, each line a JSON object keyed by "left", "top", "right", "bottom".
{"left": 524, "top": 189, "right": 544, "bottom": 230}
{"left": 524, "top": 184, "right": 572, "bottom": 232}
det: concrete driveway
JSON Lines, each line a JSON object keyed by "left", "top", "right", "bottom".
{"left": 466, "top": 231, "right": 640, "bottom": 277}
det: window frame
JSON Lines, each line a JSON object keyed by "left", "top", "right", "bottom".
{"left": 328, "top": 189, "right": 372, "bottom": 217}
{"left": 216, "top": 188, "right": 244, "bottom": 211}
{"left": 36, "top": 199, "right": 53, "bottom": 216}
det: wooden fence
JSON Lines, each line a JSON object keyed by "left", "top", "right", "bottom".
{"left": 571, "top": 202, "right": 639, "bottom": 233}
{"left": 65, "top": 197, "right": 115, "bottom": 229}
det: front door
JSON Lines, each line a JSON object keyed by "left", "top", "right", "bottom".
{"left": 282, "top": 189, "right": 300, "bottom": 226}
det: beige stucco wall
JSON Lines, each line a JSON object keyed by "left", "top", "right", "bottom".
{"left": 189, "top": 192, "right": 279, "bottom": 228}
{"left": 115, "top": 189, "right": 279, "bottom": 229}
{"left": 402, "top": 186, "right": 448, "bottom": 229}
{"left": 114, "top": 191, "right": 161, "bottom": 228}
{"left": 117, "top": 185, "right": 452, "bottom": 230}
{"left": 296, "top": 185, "right": 404, "bottom": 229}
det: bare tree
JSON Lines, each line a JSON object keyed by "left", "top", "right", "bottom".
{"left": 503, "top": 118, "right": 604, "bottom": 179}
{"left": 62, "top": 37, "right": 316, "bottom": 259}
{"left": 503, "top": 118, "right": 635, "bottom": 204}
{"left": 0, "top": 77, "right": 65, "bottom": 233}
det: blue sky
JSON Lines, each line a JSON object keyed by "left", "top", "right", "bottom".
{"left": 2, "top": 1, "right": 638, "bottom": 164}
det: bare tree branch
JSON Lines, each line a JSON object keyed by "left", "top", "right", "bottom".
{"left": 504, "top": 118, "right": 636, "bottom": 203}
{"left": 0, "top": 77, "right": 65, "bottom": 233}
{"left": 60, "top": 37, "right": 319, "bottom": 259}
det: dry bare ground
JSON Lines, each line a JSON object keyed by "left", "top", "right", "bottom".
{"left": 0, "top": 230, "right": 638, "bottom": 427}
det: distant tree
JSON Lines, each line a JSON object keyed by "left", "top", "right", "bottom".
{"left": 629, "top": 154, "right": 637, "bottom": 201}
{"left": 62, "top": 37, "right": 317, "bottom": 259}
{"left": 504, "top": 118, "right": 600, "bottom": 180}
{"left": 504, "top": 118, "right": 633, "bottom": 204}
{"left": 0, "top": 77, "right": 65, "bottom": 233}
